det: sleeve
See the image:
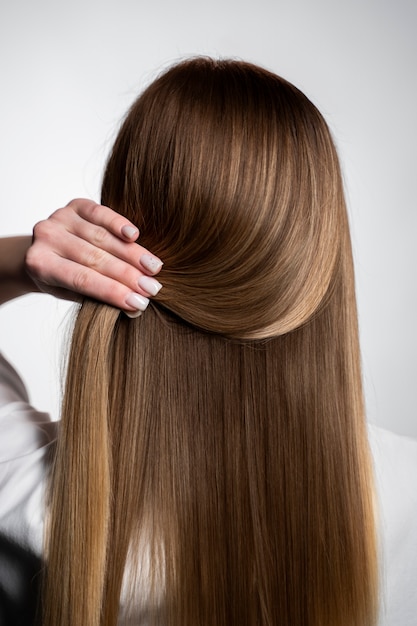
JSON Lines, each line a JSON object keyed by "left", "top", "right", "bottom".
{"left": 0, "top": 352, "right": 57, "bottom": 553}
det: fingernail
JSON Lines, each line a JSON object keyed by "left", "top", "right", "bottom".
{"left": 137, "top": 275, "right": 162, "bottom": 296}
{"left": 125, "top": 292, "right": 150, "bottom": 312}
{"left": 140, "top": 254, "right": 163, "bottom": 274}
{"left": 121, "top": 225, "right": 139, "bottom": 239}
{"left": 125, "top": 310, "right": 143, "bottom": 319}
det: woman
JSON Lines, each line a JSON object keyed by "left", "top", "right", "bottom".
{"left": 0, "top": 200, "right": 164, "bottom": 626}
{"left": 0, "top": 58, "right": 416, "bottom": 626}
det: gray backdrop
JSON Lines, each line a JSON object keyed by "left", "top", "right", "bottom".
{"left": 0, "top": 0, "right": 415, "bottom": 436}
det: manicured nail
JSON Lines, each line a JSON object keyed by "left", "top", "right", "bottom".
{"left": 125, "top": 310, "right": 143, "bottom": 319}
{"left": 125, "top": 292, "right": 150, "bottom": 312}
{"left": 121, "top": 225, "right": 139, "bottom": 239}
{"left": 140, "top": 254, "right": 163, "bottom": 274}
{"left": 137, "top": 275, "right": 162, "bottom": 296}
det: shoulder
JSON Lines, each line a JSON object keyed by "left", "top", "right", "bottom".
{"left": 0, "top": 351, "right": 29, "bottom": 406}
{"left": 0, "top": 352, "right": 56, "bottom": 465}
{"left": 0, "top": 352, "right": 57, "bottom": 554}
{"left": 368, "top": 424, "right": 417, "bottom": 626}
{"left": 368, "top": 424, "right": 417, "bottom": 520}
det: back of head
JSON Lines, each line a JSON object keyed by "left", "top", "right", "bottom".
{"left": 43, "top": 58, "right": 378, "bottom": 626}
{"left": 102, "top": 57, "right": 345, "bottom": 338}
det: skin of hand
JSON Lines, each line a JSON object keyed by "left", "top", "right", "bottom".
{"left": 20, "top": 199, "right": 162, "bottom": 315}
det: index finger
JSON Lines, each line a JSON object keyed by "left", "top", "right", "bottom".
{"left": 67, "top": 198, "right": 140, "bottom": 242}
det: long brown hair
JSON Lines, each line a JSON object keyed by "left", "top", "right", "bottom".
{"left": 43, "top": 58, "right": 379, "bottom": 625}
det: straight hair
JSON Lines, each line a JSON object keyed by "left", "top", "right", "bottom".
{"left": 43, "top": 58, "right": 379, "bottom": 625}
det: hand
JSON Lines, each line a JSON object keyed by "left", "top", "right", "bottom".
{"left": 25, "top": 198, "right": 163, "bottom": 316}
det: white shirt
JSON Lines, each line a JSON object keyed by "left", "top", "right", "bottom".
{"left": 0, "top": 352, "right": 416, "bottom": 625}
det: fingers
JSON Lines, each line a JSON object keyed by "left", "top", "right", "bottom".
{"left": 67, "top": 216, "right": 162, "bottom": 277}
{"left": 34, "top": 255, "right": 152, "bottom": 312}
{"left": 27, "top": 199, "right": 164, "bottom": 314}
{"left": 49, "top": 201, "right": 163, "bottom": 276}
{"left": 51, "top": 230, "right": 163, "bottom": 299}
{"left": 64, "top": 198, "right": 140, "bottom": 242}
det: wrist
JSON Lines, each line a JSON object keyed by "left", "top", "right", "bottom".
{"left": 0, "top": 236, "right": 39, "bottom": 304}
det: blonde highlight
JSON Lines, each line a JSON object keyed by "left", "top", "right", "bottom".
{"left": 43, "top": 58, "right": 379, "bottom": 625}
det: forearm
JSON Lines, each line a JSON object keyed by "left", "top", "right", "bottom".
{"left": 0, "top": 236, "right": 39, "bottom": 305}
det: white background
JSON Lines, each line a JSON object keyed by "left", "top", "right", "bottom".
{"left": 0, "top": 0, "right": 415, "bottom": 436}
